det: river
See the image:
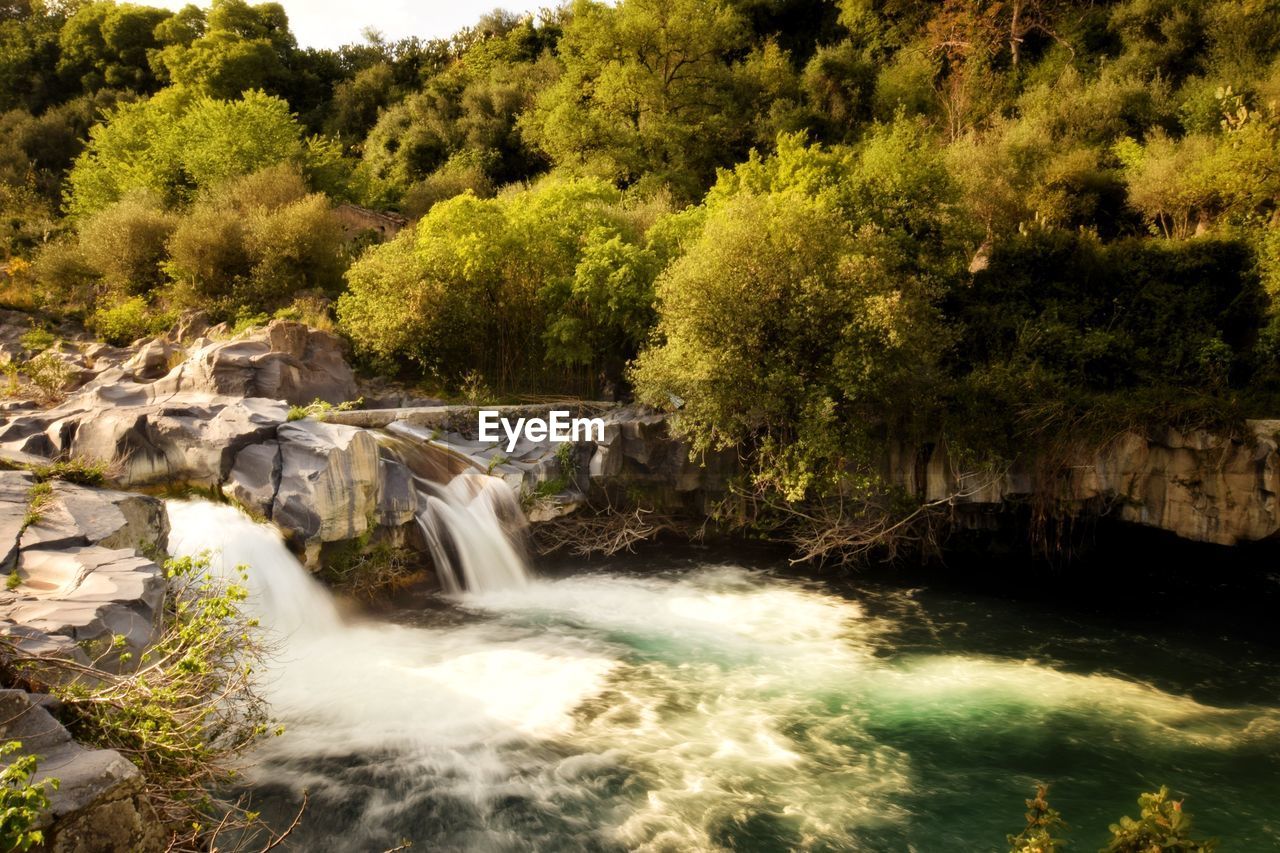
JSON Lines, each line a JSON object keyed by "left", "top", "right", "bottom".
{"left": 165, "top": 497, "right": 1280, "bottom": 852}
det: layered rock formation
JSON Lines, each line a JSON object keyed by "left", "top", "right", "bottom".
{"left": 887, "top": 421, "right": 1280, "bottom": 546}
{"left": 0, "top": 469, "right": 169, "bottom": 852}
{"left": 0, "top": 690, "right": 163, "bottom": 852}
{"left": 0, "top": 320, "right": 354, "bottom": 488}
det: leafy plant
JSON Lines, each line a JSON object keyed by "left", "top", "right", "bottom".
{"left": 0, "top": 741, "right": 58, "bottom": 852}
{"left": 18, "top": 327, "right": 54, "bottom": 353}
{"left": 1005, "top": 785, "right": 1217, "bottom": 853}
{"left": 1103, "top": 787, "right": 1217, "bottom": 852}
{"left": 21, "top": 352, "right": 72, "bottom": 401}
{"left": 89, "top": 296, "right": 158, "bottom": 346}
{"left": 1007, "top": 784, "right": 1067, "bottom": 853}
{"left": 287, "top": 397, "right": 363, "bottom": 421}
{"left": 4, "top": 554, "right": 279, "bottom": 850}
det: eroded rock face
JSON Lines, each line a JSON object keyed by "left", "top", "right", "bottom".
{"left": 151, "top": 322, "right": 356, "bottom": 405}
{"left": 0, "top": 476, "right": 169, "bottom": 850}
{"left": 4, "top": 547, "right": 165, "bottom": 662}
{"left": 0, "top": 477, "right": 170, "bottom": 666}
{"left": 226, "top": 420, "right": 382, "bottom": 566}
{"left": 0, "top": 690, "right": 164, "bottom": 853}
{"left": 886, "top": 420, "right": 1280, "bottom": 546}
{"left": 68, "top": 396, "right": 288, "bottom": 488}
{"left": 0, "top": 319, "right": 355, "bottom": 489}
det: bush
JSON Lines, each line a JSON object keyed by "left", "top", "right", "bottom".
{"left": 338, "top": 177, "right": 663, "bottom": 391}
{"left": 165, "top": 166, "right": 344, "bottom": 318}
{"left": 21, "top": 352, "right": 72, "bottom": 401}
{"left": 1006, "top": 784, "right": 1216, "bottom": 853}
{"left": 77, "top": 193, "right": 175, "bottom": 295}
{"left": 1103, "top": 787, "right": 1217, "bottom": 853}
{"left": 400, "top": 151, "right": 496, "bottom": 218}
{"left": 954, "top": 231, "right": 1266, "bottom": 391}
{"left": 1007, "top": 785, "right": 1066, "bottom": 853}
{"left": 30, "top": 238, "right": 99, "bottom": 313}
{"left": 66, "top": 89, "right": 312, "bottom": 218}
{"left": 632, "top": 130, "right": 953, "bottom": 500}
{"left": 89, "top": 295, "right": 159, "bottom": 346}
{"left": 0, "top": 741, "right": 57, "bottom": 852}
{"left": 18, "top": 327, "right": 54, "bottom": 353}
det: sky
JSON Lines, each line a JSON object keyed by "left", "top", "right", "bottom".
{"left": 150, "top": 1, "right": 550, "bottom": 50}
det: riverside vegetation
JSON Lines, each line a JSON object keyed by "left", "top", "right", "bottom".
{"left": 2, "top": 0, "right": 1279, "bottom": 846}
{"left": 3, "top": 0, "right": 1280, "bottom": 528}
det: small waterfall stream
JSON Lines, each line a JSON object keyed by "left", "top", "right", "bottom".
{"left": 376, "top": 428, "right": 532, "bottom": 593}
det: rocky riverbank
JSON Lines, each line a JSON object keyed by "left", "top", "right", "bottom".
{"left": 3, "top": 312, "right": 1280, "bottom": 843}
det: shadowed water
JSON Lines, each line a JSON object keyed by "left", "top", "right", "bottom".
{"left": 165, "top": 500, "right": 1280, "bottom": 852}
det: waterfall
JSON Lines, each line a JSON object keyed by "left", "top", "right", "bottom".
{"left": 378, "top": 427, "right": 533, "bottom": 594}
{"left": 166, "top": 499, "right": 342, "bottom": 637}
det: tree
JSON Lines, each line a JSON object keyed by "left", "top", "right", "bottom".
{"left": 522, "top": 0, "right": 793, "bottom": 199}
{"left": 338, "top": 177, "right": 664, "bottom": 390}
{"left": 355, "top": 21, "right": 557, "bottom": 204}
{"left": 165, "top": 164, "right": 343, "bottom": 316}
{"left": 56, "top": 1, "right": 171, "bottom": 94}
{"left": 65, "top": 88, "right": 313, "bottom": 217}
{"left": 631, "top": 130, "right": 952, "bottom": 500}
{"left": 0, "top": 1, "right": 69, "bottom": 112}
{"left": 151, "top": 0, "right": 295, "bottom": 98}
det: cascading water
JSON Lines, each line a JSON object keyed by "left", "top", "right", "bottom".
{"left": 163, "top": 488, "right": 1280, "bottom": 851}
{"left": 378, "top": 426, "right": 532, "bottom": 594}
{"left": 167, "top": 499, "right": 342, "bottom": 637}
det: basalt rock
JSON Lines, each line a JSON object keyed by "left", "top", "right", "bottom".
{"left": 887, "top": 420, "right": 1280, "bottom": 546}
{"left": 0, "top": 319, "right": 353, "bottom": 489}
{"left": 0, "top": 689, "right": 164, "bottom": 852}
{"left": 149, "top": 320, "right": 356, "bottom": 405}
{"left": 0, "top": 475, "right": 170, "bottom": 667}
{"left": 227, "top": 420, "right": 382, "bottom": 567}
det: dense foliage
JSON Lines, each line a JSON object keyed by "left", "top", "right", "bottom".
{"left": 3, "top": 0, "right": 1280, "bottom": 509}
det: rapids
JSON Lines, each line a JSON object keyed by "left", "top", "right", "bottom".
{"left": 164, "top": 497, "right": 1280, "bottom": 851}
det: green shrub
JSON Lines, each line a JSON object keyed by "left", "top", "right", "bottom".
{"left": 1005, "top": 784, "right": 1217, "bottom": 853}
{"left": 955, "top": 231, "right": 1266, "bottom": 391}
{"left": 22, "top": 353, "right": 72, "bottom": 401}
{"left": 77, "top": 193, "right": 175, "bottom": 296}
{"left": 1103, "top": 787, "right": 1217, "bottom": 853}
{"left": 165, "top": 166, "right": 345, "bottom": 319}
{"left": 18, "top": 327, "right": 55, "bottom": 353}
{"left": 30, "top": 238, "right": 99, "bottom": 313}
{"left": 287, "top": 397, "right": 362, "bottom": 421}
{"left": 89, "top": 295, "right": 157, "bottom": 346}
{"left": 0, "top": 741, "right": 57, "bottom": 852}
{"left": 1007, "top": 785, "right": 1067, "bottom": 853}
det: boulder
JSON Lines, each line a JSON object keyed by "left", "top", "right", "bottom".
{"left": 2, "top": 546, "right": 165, "bottom": 662}
{"left": 377, "top": 456, "right": 418, "bottom": 528}
{"left": 257, "top": 421, "right": 382, "bottom": 566}
{"left": 0, "top": 689, "right": 163, "bottom": 852}
{"left": 67, "top": 397, "right": 288, "bottom": 488}
{"left": 120, "top": 338, "right": 179, "bottom": 381}
{"left": 0, "top": 469, "right": 34, "bottom": 572}
{"left": 225, "top": 440, "right": 281, "bottom": 518}
{"left": 151, "top": 320, "right": 356, "bottom": 405}
{"left": 21, "top": 482, "right": 169, "bottom": 555}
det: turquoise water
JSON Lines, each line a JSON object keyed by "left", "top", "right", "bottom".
{"left": 241, "top": 558, "right": 1280, "bottom": 852}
